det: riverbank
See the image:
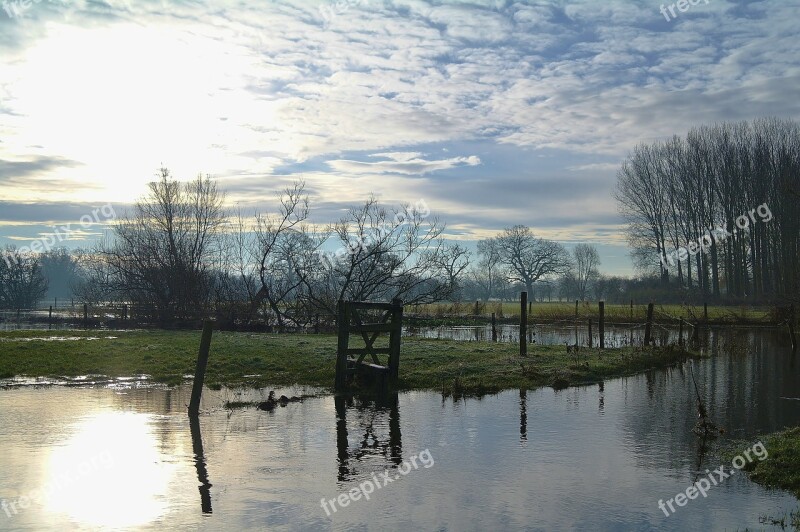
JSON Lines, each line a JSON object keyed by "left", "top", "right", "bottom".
{"left": 733, "top": 426, "right": 800, "bottom": 498}
{"left": 0, "top": 329, "right": 705, "bottom": 394}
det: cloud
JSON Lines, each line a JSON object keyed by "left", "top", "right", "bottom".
{"left": 326, "top": 153, "right": 481, "bottom": 175}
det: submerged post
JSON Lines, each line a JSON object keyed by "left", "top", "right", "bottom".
{"left": 644, "top": 302, "right": 654, "bottom": 346}
{"left": 520, "top": 291, "right": 528, "bottom": 357}
{"left": 335, "top": 300, "right": 350, "bottom": 392}
{"left": 388, "top": 298, "right": 403, "bottom": 381}
{"left": 188, "top": 320, "right": 214, "bottom": 417}
{"left": 599, "top": 301, "right": 605, "bottom": 349}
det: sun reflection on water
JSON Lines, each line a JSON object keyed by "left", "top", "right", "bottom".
{"left": 43, "top": 411, "right": 176, "bottom": 528}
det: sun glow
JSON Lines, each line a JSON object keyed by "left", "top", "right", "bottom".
{"left": 43, "top": 411, "right": 176, "bottom": 528}
{"left": 1, "top": 22, "right": 263, "bottom": 203}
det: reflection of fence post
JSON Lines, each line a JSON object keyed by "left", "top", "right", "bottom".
{"left": 188, "top": 320, "right": 214, "bottom": 417}
{"left": 789, "top": 304, "right": 797, "bottom": 352}
{"left": 520, "top": 292, "right": 528, "bottom": 357}
{"left": 491, "top": 312, "right": 497, "bottom": 342}
{"left": 599, "top": 301, "right": 605, "bottom": 349}
{"left": 644, "top": 302, "right": 654, "bottom": 346}
{"left": 388, "top": 298, "right": 403, "bottom": 381}
{"left": 588, "top": 318, "right": 593, "bottom": 348}
{"left": 188, "top": 413, "right": 213, "bottom": 514}
{"left": 335, "top": 300, "right": 350, "bottom": 392}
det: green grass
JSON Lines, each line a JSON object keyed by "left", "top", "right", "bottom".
{"left": 0, "top": 329, "right": 704, "bottom": 394}
{"left": 728, "top": 426, "right": 800, "bottom": 499}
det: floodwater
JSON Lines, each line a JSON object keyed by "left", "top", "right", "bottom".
{"left": 0, "top": 327, "right": 798, "bottom": 531}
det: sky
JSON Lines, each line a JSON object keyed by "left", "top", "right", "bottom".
{"left": 1, "top": 0, "right": 798, "bottom": 276}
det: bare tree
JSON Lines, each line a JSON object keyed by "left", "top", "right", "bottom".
{"left": 492, "top": 225, "right": 571, "bottom": 296}
{"left": 300, "top": 196, "right": 458, "bottom": 312}
{"left": 0, "top": 247, "right": 48, "bottom": 309}
{"left": 96, "top": 168, "right": 227, "bottom": 322}
{"left": 572, "top": 244, "right": 600, "bottom": 300}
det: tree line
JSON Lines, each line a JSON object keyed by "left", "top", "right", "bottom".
{"left": 615, "top": 117, "right": 800, "bottom": 303}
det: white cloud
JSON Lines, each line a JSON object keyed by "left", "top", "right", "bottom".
{"left": 327, "top": 153, "right": 481, "bottom": 175}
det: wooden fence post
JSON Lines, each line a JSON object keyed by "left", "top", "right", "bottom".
{"left": 188, "top": 320, "right": 214, "bottom": 416}
{"left": 491, "top": 312, "right": 497, "bottom": 342}
{"left": 599, "top": 301, "right": 605, "bottom": 349}
{"left": 644, "top": 302, "right": 654, "bottom": 346}
{"left": 83, "top": 303, "right": 88, "bottom": 327}
{"left": 630, "top": 299, "right": 633, "bottom": 320}
{"left": 335, "top": 300, "right": 350, "bottom": 391}
{"left": 678, "top": 318, "right": 684, "bottom": 348}
{"left": 520, "top": 292, "right": 528, "bottom": 357}
{"left": 704, "top": 302, "right": 708, "bottom": 322}
{"left": 389, "top": 298, "right": 403, "bottom": 380}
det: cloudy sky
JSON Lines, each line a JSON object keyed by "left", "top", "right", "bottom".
{"left": 1, "top": 0, "right": 798, "bottom": 275}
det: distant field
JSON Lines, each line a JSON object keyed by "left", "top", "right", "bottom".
{"left": 408, "top": 301, "right": 773, "bottom": 324}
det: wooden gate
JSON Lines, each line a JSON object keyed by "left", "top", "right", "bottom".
{"left": 335, "top": 298, "right": 403, "bottom": 391}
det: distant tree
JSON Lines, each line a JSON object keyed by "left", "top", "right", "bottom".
{"left": 491, "top": 225, "right": 571, "bottom": 296}
{"left": 95, "top": 168, "right": 227, "bottom": 321}
{"left": 572, "top": 244, "right": 600, "bottom": 300}
{"left": 299, "top": 196, "right": 458, "bottom": 312}
{"left": 0, "top": 246, "right": 48, "bottom": 309}
{"left": 39, "top": 248, "right": 81, "bottom": 300}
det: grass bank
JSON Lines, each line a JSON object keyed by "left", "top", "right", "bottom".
{"left": 0, "top": 329, "right": 704, "bottom": 394}
{"left": 730, "top": 426, "right": 800, "bottom": 498}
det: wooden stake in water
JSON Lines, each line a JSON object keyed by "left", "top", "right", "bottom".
{"left": 520, "top": 292, "right": 528, "bottom": 357}
{"left": 599, "top": 301, "right": 605, "bottom": 349}
{"left": 644, "top": 302, "right": 655, "bottom": 346}
{"left": 189, "top": 320, "right": 214, "bottom": 417}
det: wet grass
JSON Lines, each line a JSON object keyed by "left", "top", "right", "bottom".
{"left": 729, "top": 426, "right": 800, "bottom": 498}
{"left": 0, "top": 329, "right": 704, "bottom": 394}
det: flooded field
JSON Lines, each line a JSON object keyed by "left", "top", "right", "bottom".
{"left": 0, "top": 327, "right": 798, "bottom": 530}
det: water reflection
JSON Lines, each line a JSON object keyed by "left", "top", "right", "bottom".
{"left": 335, "top": 393, "right": 402, "bottom": 482}
{"left": 188, "top": 415, "right": 213, "bottom": 514}
{"left": 45, "top": 411, "right": 174, "bottom": 528}
{"left": 1, "top": 327, "right": 799, "bottom": 530}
